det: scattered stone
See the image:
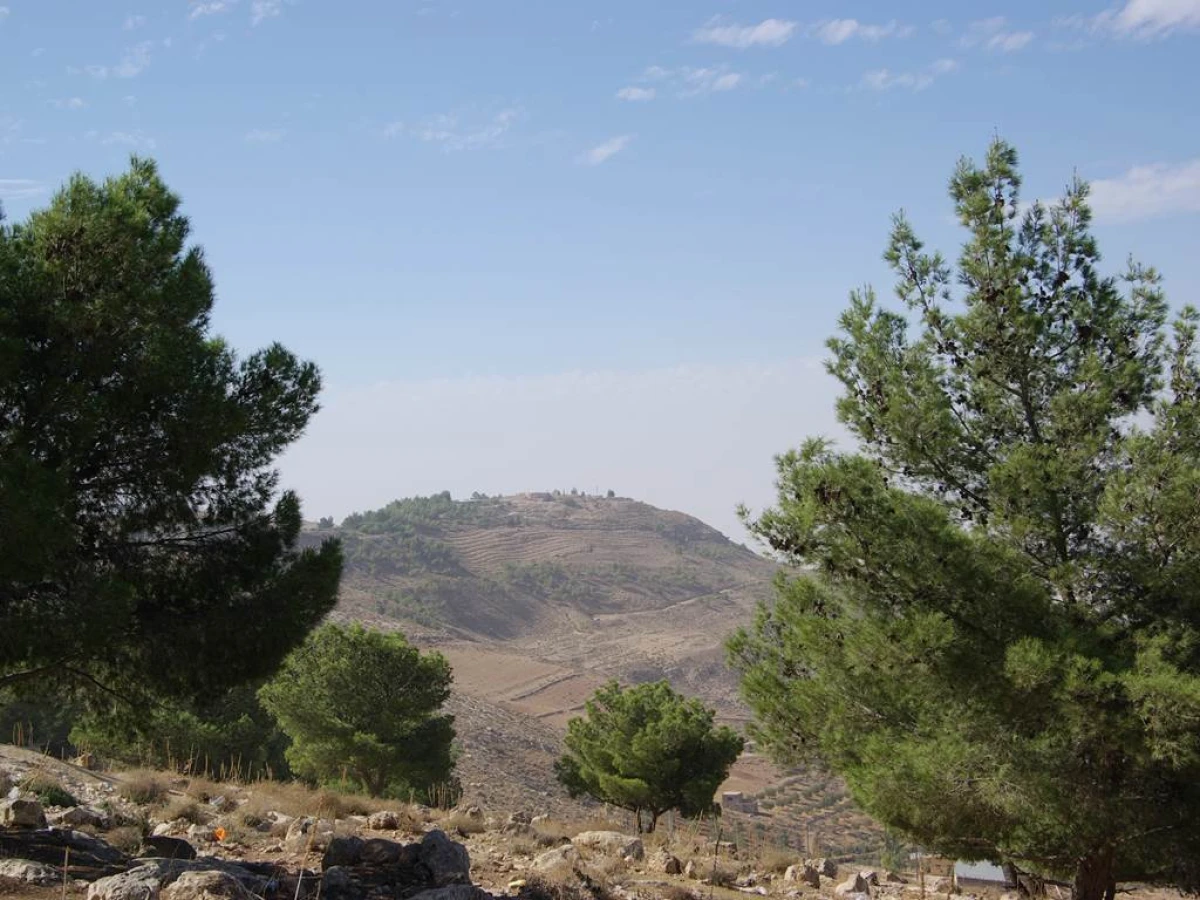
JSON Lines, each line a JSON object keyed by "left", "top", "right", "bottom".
{"left": 507, "top": 812, "right": 532, "bottom": 826}
{"left": 54, "top": 806, "right": 110, "bottom": 830}
{"left": 368, "top": 811, "right": 401, "bottom": 831}
{"left": 508, "top": 880, "right": 527, "bottom": 892}
{"left": 208, "top": 796, "right": 236, "bottom": 814}
{"left": 572, "top": 831, "right": 644, "bottom": 861}
{"left": 73, "top": 753, "right": 99, "bottom": 771}
{"left": 684, "top": 860, "right": 698, "bottom": 880}
{"left": 884, "top": 871, "right": 907, "bottom": 884}
{"left": 152, "top": 823, "right": 174, "bottom": 837}
{"left": 785, "top": 865, "right": 820, "bottom": 888}
{"left": 808, "top": 859, "right": 839, "bottom": 879}
{"left": 530, "top": 815, "right": 549, "bottom": 826}
{"left": 0, "top": 858, "right": 60, "bottom": 886}
{"left": 860, "top": 870, "right": 880, "bottom": 887}
{"left": 284, "top": 817, "right": 334, "bottom": 854}
{"left": 0, "top": 797, "right": 46, "bottom": 829}
{"left": 835, "top": 873, "right": 871, "bottom": 897}
{"left": 186, "top": 825, "right": 215, "bottom": 843}
{"left": 161, "top": 870, "right": 253, "bottom": 900}
{"left": 142, "top": 836, "right": 197, "bottom": 861}
{"left": 532, "top": 845, "right": 578, "bottom": 871}
{"left": 462, "top": 806, "right": 484, "bottom": 821}
{"left": 408, "top": 887, "right": 494, "bottom": 900}
{"left": 662, "top": 855, "right": 683, "bottom": 876}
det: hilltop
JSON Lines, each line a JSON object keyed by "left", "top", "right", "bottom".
{"left": 301, "top": 493, "right": 882, "bottom": 857}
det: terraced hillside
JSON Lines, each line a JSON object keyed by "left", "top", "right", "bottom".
{"left": 304, "top": 492, "right": 884, "bottom": 859}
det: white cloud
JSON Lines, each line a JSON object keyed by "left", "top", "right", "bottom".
{"left": 1088, "top": 158, "right": 1200, "bottom": 222}
{"left": 960, "top": 17, "right": 1035, "bottom": 51}
{"left": 276, "top": 359, "right": 846, "bottom": 544}
{"left": 76, "top": 41, "right": 153, "bottom": 79}
{"left": 582, "top": 134, "right": 632, "bottom": 166}
{"left": 0, "top": 179, "right": 45, "bottom": 201}
{"left": 692, "top": 17, "right": 798, "bottom": 48}
{"left": 812, "top": 18, "right": 914, "bottom": 44}
{"left": 89, "top": 129, "right": 157, "bottom": 150}
{"left": 189, "top": 0, "right": 235, "bottom": 20}
{"left": 1096, "top": 0, "right": 1200, "bottom": 37}
{"left": 640, "top": 65, "right": 748, "bottom": 97}
{"left": 616, "top": 86, "right": 656, "bottom": 101}
{"left": 396, "top": 108, "right": 521, "bottom": 151}
{"left": 251, "top": 0, "right": 281, "bottom": 25}
{"left": 861, "top": 58, "right": 959, "bottom": 91}
{"left": 51, "top": 97, "right": 86, "bottom": 110}
{"left": 124, "top": 14, "right": 146, "bottom": 29}
{"left": 0, "top": 7, "right": 10, "bottom": 22}
{"left": 245, "top": 128, "right": 285, "bottom": 143}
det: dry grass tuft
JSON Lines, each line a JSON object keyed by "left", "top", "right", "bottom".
{"left": 756, "top": 846, "right": 799, "bottom": 875}
{"left": 708, "top": 864, "right": 738, "bottom": 888}
{"left": 662, "top": 888, "right": 700, "bottom": 900}
{"left": 118, "top": 771, "right": 169, "bottom": 806}
{"left": 107, "top": 826, "right": 145, "bottom": 854}
{"left": 440, "top": 810, "right": 487, "bottom": 836}
{"left": 163, "top": 796, "right": 209, "bottom": 825}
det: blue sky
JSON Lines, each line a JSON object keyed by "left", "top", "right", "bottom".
{"left": 2, "top": 0, "right": 1199, "bottom": 540}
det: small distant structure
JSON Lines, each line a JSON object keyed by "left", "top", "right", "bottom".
{"left": 720, "top": 791, "right": 759, "bottom": 815}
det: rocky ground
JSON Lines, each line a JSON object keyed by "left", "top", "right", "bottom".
{"left": 0, "top": 746, "right": 1168, "bottom": 900}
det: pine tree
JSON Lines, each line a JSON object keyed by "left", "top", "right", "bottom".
{"left": 729, "top": 139, "right": 1200, "bottom": 900}
{"left": 0, "top": 159, "right": 342, "bottom": 705}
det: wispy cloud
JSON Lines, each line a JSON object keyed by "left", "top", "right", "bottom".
{"left": 811, "top": 19, "right": 914, "bottom": 44}
{"left": 616, "top": 86, "right": 656, "bottom": 102}
{"left": 123, "top": 14, "right": 146, "bottom": 30}
{"left": 387, "top": 108, "right": 521, "bottom": 151}
{"left": 251, "top": 0, "right": 282, "bottom": 25}
{"left": 245, "top": 128, "right": 285, "bottom": 143}
{"left": 860, "top": 58, "right": 959, "bottom": 92}
{"left": 0, "top": 7, "right": 11, "bottom": 22}
{"left": 640, "top": 65, "right": 747, "bottom": 97}
{"left": 189, "top": 0, "right": 235, "bottom": 20}
{"left": 1087, "top": 158, "right": 1200, "bottom": 222}
{"left": 0, "top": 179, "right": 45, "bottom": 201}
{"left": 582, "top": 135, "right": 632, "bottom": 166}
{"left": 1057, "top": 0, "right": 1200, "bottom": 39}
{"left": 959, "top": 17, "right": 1035, "bottom": 51}
{"left": 74, "top": 41, "right": 154, "bottom": 79}
{"left": 88, "top": 129, "right": 157, "bottom": 151}
{"left": 692, "top": 17, "right": 798, "bottom": 48}
{"left": 51, "top": 97, "right": 86, "bottom": 110}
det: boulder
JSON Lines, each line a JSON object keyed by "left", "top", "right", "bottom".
{"left": 141, "top": 836, "right": 197, "bottom": 861}
{"left": 0, "top": 828, "right": 128, "bottom": 880}
{"left": 884, "top": 871, "right": 907, "bottom": 884}
{"left": 533, "top": 845, "right": 579, "bottom": 871}
{"left": 508, "top": 812, "right": 532, "bottom": 826}
{"left": 367, "top": 811, "right": 401, "bottom": 831}
{"left": 419, "top": 830, "right": 471, "bottom": 886}
{"left": 161, "top": 871, "right": 253, "bottom": 900}
{"left": 88, "top": 864, "right": 166, "bottom": 900}
{"left": 684, "top": 860, "right": 698, "bottom": 880}
{"left": 186, "top": 825, "right": 215, "bottom": 843}
{"left": 88, "top": 859, "right": 272, "bottom": 900}
{"left": 835, "top": 873, "right": 871, "bottom": 897}
{"left": 808, "top": 859, "right": 838, "bottom": 879}
{"left": 1, "top": 798, "right": 46, "bottom": 829}
{"left": 284, "top": 817, "right": 334, "bottom": 854}
{"left": 0, "top": 858, "right": 60, "bottom": 885}
{"left": 361, "top": 838, "right": 414, "bottom": 867}
{"left": 572, "top": 831, "right": 644, "bottom": 861}
{"left": 860, "top": 870, "right": 880, "bottom": 887}
{"left": 785, "top": 865, "right": 820, "bottom": 888}
{"left": 54, "top": 806, "right": 110, "bottom": 830}
{"left": 662, "top": 855, "right": 683, "bottom": 876}
{"left": 322, "top": 836, "right": 365, "bottom": 869}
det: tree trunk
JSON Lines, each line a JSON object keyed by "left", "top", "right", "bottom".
{"left": 646, "top": 811, "right": 659, "bottom": 833}
{"left": 1072, "top": 848, "right": 1115, "bottom": 900}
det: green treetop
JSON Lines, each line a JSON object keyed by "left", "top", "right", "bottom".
{"left": 0, "top": 159, "right": 342, "bottom": 705}
{"left": 728, "top": 139, "right": 1200, "bottom": 900}
{"left": 555, "top": 680, "right": 744, "bottom": 833}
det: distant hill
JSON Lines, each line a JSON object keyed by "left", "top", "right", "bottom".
{"left": 302, "top": 492, "right": 882, "bottom": 857}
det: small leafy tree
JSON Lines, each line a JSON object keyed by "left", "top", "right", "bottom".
{"left": 555, "top": 680, "right": 743, "bottom": 832}
{"left": 0, "top": 159, "right": 342, "bottom": 705}
{"left": 259, "top": 623, "right": 455, "bottom": 797}
{"left": 728, "top": 139, "right": 1200, "bottom": 900}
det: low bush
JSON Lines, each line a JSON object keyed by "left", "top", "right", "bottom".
{"left": 20, "top": 770, "right": 77, "bottom": 808}
{"left": 119, "top": 771, "right": 169, "bottom": 805}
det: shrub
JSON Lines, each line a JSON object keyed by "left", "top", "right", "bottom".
{"left": 20, "top": 770, "right": 77, "bottom": 808}
{"left": 119, "top": 771, "right": 168, "bottom": 805}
